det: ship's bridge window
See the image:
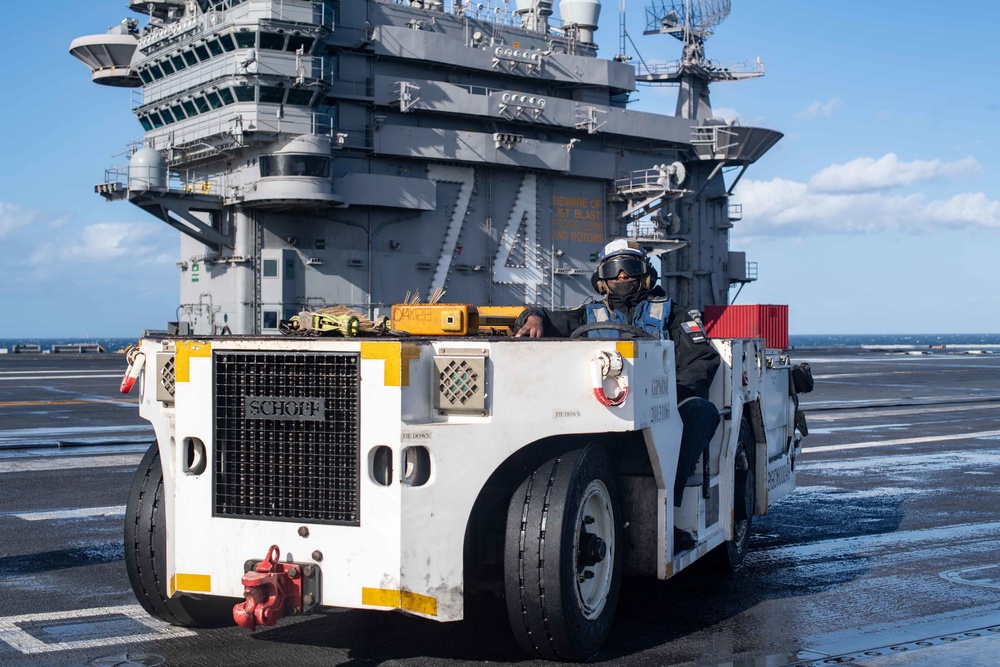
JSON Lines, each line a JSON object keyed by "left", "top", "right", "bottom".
{"left": 183, "top": 50, "right": 199, "bottom": 67}
{"left": 194, "top": 43, "right": 210, "bottom": 61}
{"left": 207, "top": 39, "right": 224, "bottom": 57}
{"left": 259, "top": 32, "right": 284, "bottom": 51}
{"left": 286, "top": 88, "right": 314, "bottom": 106}
{"left": 170, "top": 55, "right": 187, "bottom": 72}
{"left": 160, "top": 108, "right": 176, "bottom": 124}
{"left": 160, "top": 59, "right": 175, "bottom": 75}
{"left": 149, "top": 64, "right": 165, "bottom": 81}
{"left": 171, "top": 104, "right": 187, "bottom": 120}
{"left": 196, "top": 0, "right": 247, "bottom": 11}
{"left": 194, "top": 96, "right": 211, "bottom": 114}
{"left": 235, "top": 31, "right": 255, "bottom": 49}
{"left": 139, "top": 116, "right": 153, "bottom": 131}
{"left": 219, "top": 88, "right": 235, "bottom": 105}
{"left": 138, "top": 69, "right": 153, "bottom": 85}
{"left": 287, "top": 35, "right": 314, "bottom": 53}
{"left": 259, "top": 154, "right": 330, "bottom": 178}
{"left": 206, "top": 91, "right": 223, "bottom": 109}
{"left": 219, "top": 34, "right": 236, "bottom": 52}
{"left": 182, "top": 100, "right": 197, "bottom": 116}
{"left": 234, "top": 85, "right": 255, "bottom": 102}
{"left": 259, "top": 86, "right": 285, "bottom": 104}
{"left": 149, "top": 112, "right": 165, "bottom": 129}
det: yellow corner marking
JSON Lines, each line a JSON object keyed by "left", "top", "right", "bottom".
{"left": 361, "top": 587, "right": 399, "bottom": 608}
{"left": 400, "top": 591, "right": 438, "bottom": 616}
{"left": 360, "top": 342, "right": 420, "bottom": 386}
{"left": 173, "top": 573, "right": 212, "bottom": 593}
{"left": 616, "top": 341, "right": 636, "bottom": 358}
{"left": 175, "top": 341, "right": 212, "bottom": 383}
{"left": 361, "top": 587, "right": 438, "bottom": 616}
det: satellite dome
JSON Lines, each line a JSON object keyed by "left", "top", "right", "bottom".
{"left": 559, "top": 0, "right": 601, "bottom": 42}
{"left": 128, "top": 147, "right": 168, "bottom": 192}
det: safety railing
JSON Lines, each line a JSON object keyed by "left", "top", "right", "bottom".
{"left": 138, "top": 1, "right": 335, "bottom": 52}
{"left": 169, "top": 170, "right": 227, "bottom": 196}
{"left": 139, "top": 51, "right": 326, "bottom": 107}
{"left": 615, "top": 167, "right": 671, "bottom": 193}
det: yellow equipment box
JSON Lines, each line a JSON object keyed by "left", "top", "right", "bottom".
{"left": 391, "top": 304, "right": 480, "bottom": 336}
{"left": 477, "top": 306, "right": 526, "bottom": 333}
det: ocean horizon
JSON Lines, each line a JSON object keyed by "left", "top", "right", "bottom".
{"left": 2, "top": 333, "right": 1000, "bottom": 353}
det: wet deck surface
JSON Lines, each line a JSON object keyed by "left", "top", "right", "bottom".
{"left": 1, "top": 350, "right": 999, "bottom": 666}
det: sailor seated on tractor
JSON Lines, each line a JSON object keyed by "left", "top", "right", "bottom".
{"left": 514, "top": 238, "right": 721, "bottom": 550}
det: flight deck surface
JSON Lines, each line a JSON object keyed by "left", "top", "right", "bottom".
{"left": 1, "top": 349, "right": 998, "bottom": 666}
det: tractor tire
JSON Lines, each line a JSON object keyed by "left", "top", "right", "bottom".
{"left": 124, "top": 443, "right": 236, "bottom": 627}
{"left": 504, "top": 444, "right": 623, "bottom": 661}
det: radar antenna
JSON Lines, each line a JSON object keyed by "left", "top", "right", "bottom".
{"left": 645, "top": 0, "right": 729, "bottom": 45}
{"left": 636, "top": 0, "right": 762, "bottom": 120}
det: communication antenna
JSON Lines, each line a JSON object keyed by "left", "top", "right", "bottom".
{"left": 637, "top": 0, "right": 762, "bottom": 120}
{"left": 645, "top": 0, "right": 730, "bottom": 47}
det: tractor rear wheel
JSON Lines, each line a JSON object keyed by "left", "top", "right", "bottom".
{"left": 713, "top": 418, "right": 756, "bottom": 572}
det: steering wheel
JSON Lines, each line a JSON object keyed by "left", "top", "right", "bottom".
{"left": 569, "top": 322, "right": 656, "bottom": 339}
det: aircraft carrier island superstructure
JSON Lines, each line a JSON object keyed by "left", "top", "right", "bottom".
{"left": 71, "top": 0, "right": 781, "bottom": 335}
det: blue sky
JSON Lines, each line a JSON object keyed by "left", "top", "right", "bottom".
{"left": 1, "top": 0, "right": 997, "bottom": 336}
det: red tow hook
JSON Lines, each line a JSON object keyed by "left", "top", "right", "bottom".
{"left": 120, "top": 346, "right": 144, "bottom": 394}
{"left": 233, "top": 545, "right": 305, "bottom": 630}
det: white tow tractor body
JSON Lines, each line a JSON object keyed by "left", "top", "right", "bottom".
{"left": 125, "top": 333, "right": 804, "bottom": 659}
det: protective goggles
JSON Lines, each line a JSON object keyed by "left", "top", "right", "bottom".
{"left": 596, "top": 255, "right": 647, "bottom": 280}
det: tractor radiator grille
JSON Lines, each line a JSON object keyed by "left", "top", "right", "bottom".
{"left": 213, "top": 351, "right": 361, "bottom": 525}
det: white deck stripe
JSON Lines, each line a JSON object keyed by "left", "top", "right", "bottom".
{"left": 806, "top": 429, "right": 1000, "bottom": 453}
{"left": 0, "top": 374, "right": 121, "bottom": 381}
{"left": 0, "top": 454, "right": 143, "bottom": 474}
{"left": 0, "top": 604, "right": 195, "bottom": 655}
{"left": 13, "top": 506, "right": 126, "bottom": 521}
{"left": 807, "top": 403, "right": 999, "bottom": 422}
{"left": 0, "top": 370, "right": 121, "bottom": 376}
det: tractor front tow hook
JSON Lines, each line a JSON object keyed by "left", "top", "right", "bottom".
{"left": 233, "top": 545, "right": 308, "bottom": 630}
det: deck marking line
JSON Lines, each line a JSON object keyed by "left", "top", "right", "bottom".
{"left": 0, "top": 374, "right": 122, "bottom": 382}
{"left": 807, "top": 429, "right": 1000, "bottom": 453}
{"left": 12, "top": 505, "right": 126, "bottom": 521}
{"left": 0, "top": 370, "right": 122, "bottom": 376}
{"left": 0, "top": 604, "right": 195, "bottom": 655}
{"left": 807, "top": 403, "right": 1000, "bottom": 422}
{"left": 0, "top": 399, "right": 138, "bottom": 407}
{"left": 0, "top": 454, "right": 144, "bottom": 474}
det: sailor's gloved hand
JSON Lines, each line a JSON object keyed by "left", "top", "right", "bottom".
{"left": 515, "top": 314, "right": 544, "bottom": 338}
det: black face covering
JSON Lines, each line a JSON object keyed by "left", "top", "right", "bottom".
{"left": 607, "top": 280, "right": 652, "bottom": 325}
{"left": 606, "top": 278, "right": 639, "bottom": 297}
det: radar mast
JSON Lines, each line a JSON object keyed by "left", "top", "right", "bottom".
{"left": 637, "top": 0, "right": 762, "bottom": 119}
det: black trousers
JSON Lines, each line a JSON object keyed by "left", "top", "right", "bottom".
{"left": 674, "top": 397, "right": 721, "bottom": 507}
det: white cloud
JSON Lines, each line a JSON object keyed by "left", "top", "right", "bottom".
{"left": 711, "top": 107, "right": 740, "bottom": 123}
{"left": 809, "top": 154, "right": 979, "bottom": 193}
{"left": 0, "top": 202, "right": 37, "bottom": 238}
{"left": 734, "top": 178, "right": 1000, "bottom": 237}
{"left": 796, "top": 97, "right": 841, "bottom": 119}
{"left": 0, "top": 204, "right": 174, "bottom": 282}
{"left": 37, "top": 222, "right": 165, "bottom": 265}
